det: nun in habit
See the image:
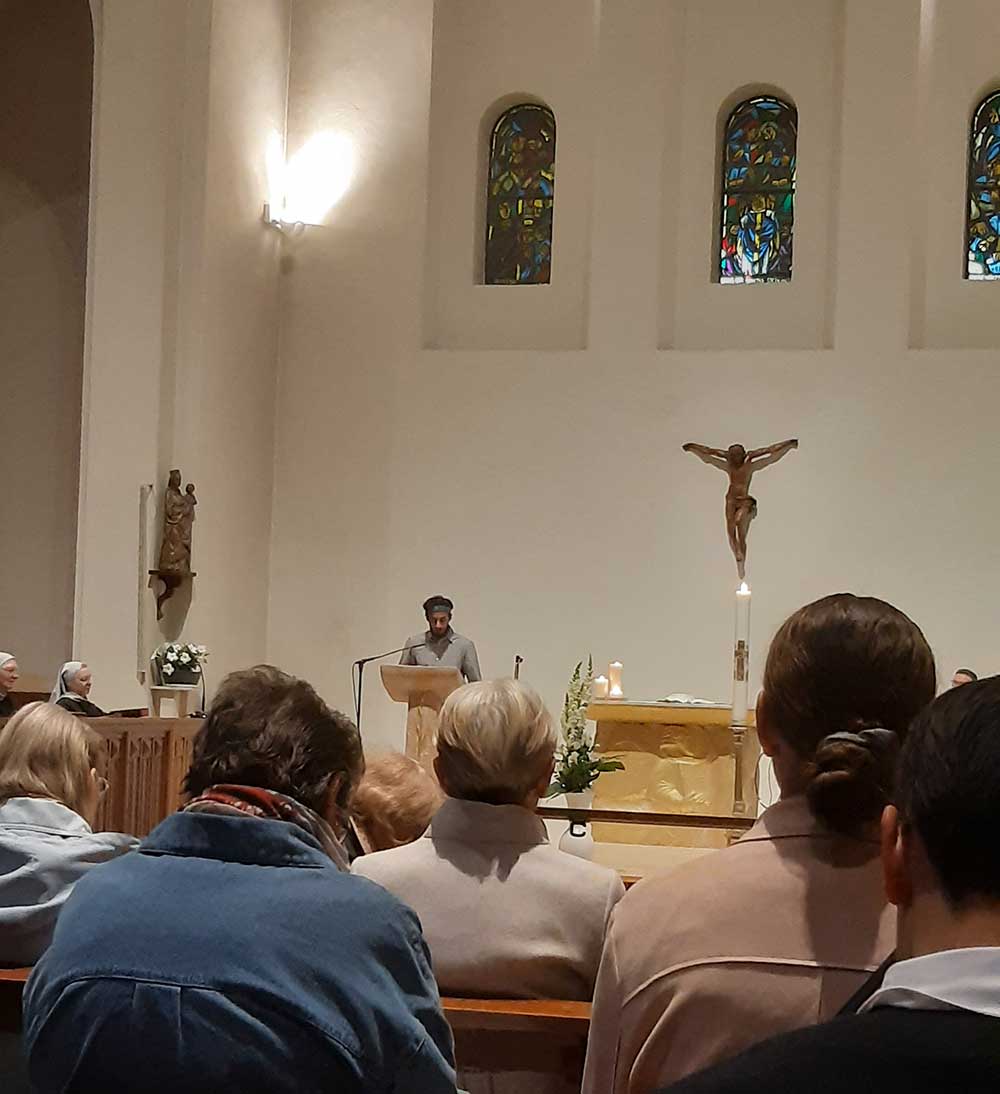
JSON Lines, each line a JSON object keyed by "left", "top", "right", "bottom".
{"left": 50, "top": 662, "right": 106, "bottom": 718}
{"left": 0, "top": 653, "right": 18, "bottom": 718}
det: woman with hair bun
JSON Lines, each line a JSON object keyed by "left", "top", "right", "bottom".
{"left": 583, "top": 594, "right": 936, "bottom": 1094}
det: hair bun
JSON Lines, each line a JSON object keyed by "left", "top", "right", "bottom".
{"left": 805, "top": 727, "right": 898, "bottom": 835}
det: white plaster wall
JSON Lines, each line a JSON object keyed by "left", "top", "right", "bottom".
{"left": 916, "top": 0, "right": 1000, "bottom": 348}
{"left": 75, "top": 0, "right": 288, "bottom": 707}
{"left": 423, "top": 0, "right": 597, "bottom": 349}
{"left": 271, "top": 0, "right": 1000, "bottom": 756}
{"left": 0, "top": 0, "right": 92, "bottom": 677}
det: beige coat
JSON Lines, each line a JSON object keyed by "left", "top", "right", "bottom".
{"left": 353, "top": 797, "right": 625, "bottom": 1000}
{"left": 582, "top": 795, "right": 894, "bottom": 1094}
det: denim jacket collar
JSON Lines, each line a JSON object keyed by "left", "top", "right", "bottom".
{"left": 140, "top": 810, "right": 336, "bottom": 870}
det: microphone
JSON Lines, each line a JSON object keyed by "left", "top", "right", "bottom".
{"left": 353, "top": 643, "right": 425, "bottom": 667}
{"left": 351, "top": 643, "right": 427, "bottom": 734}
{"left": 514, "top": 654, "right": 524, "bottom": 680}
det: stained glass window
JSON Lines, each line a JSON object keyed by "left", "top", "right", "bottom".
{"left": 966, "top": 90, "right": 1000, "bottom": 280}
{"left": 720, "top": 97, "right": 797, "bottom": 284}
{"left": 484, "top": 104, "right": 556, "bottom": 285}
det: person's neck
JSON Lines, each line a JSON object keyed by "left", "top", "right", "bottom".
{"left": 898, "top": 897, "right": 1000, "bottom": 960}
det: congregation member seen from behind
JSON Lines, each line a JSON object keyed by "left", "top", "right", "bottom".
{"left": 583, "top": 594, "right": 936, "bottom": 1094}
{"left": 0, "top": 703, "right": 136, "bottom": 964}
{"left": 23, "top": 666, "right": 456, "bottom": 1094}
{"left": 50, "top": 661, "right": 106, "bottom": 717}
{"left": 347, "top": 751, "right": 444, "bottom": 858}
{"left": 659, "top": 674, "right": 1000, "bottom": 1094}
{"left": 354, "top": 678, "right": 625, "bottom": 1000}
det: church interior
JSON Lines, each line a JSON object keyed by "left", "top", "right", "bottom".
{"left": 3, "top": 0, "right": 1000, "bottom": 1090}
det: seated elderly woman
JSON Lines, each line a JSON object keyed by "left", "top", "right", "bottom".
{"left": 347, "top": 751, "right": 444, "bottom": 858}
{"left": 354, "top": 678, "right": 626, "bottom": 1000}
{"left": 23, "top": 665, "right": 455, "bottom": 1094}
{"left": 50, "top": 662, "right": 106, "bottom": 718}
{"left": 0, "top": 653, "right": 19, "bottom": 718}
{"left": 0, "top": 702, "right": 137, "bottom": 963}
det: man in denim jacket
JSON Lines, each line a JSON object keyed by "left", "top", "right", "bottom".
{"left": 23, "top": 666, "right": 456, "bottom": 1094}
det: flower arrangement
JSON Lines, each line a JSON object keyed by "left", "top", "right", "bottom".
{"left": 152, "top": 642, "right": 208, "bottom": 684}
{"left": 548, "top": 657, "right": 624, "bottom": 795}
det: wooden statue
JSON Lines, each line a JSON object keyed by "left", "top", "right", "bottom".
{"left": 157, "top": 470, "right": 197, "bottom": 575}
{"left": 683, "top": 439, "right": 798, "bottom": 580}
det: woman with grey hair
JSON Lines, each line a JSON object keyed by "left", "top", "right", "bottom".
{"left": 0, "top": 653, "right": 19, "bottom": 718}
{"left": 353, "top": 678, "right": 625, "bottom": 1001}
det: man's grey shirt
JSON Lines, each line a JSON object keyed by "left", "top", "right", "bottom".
{"left": 399, "top": 629, "right": 482, "bottom": 682}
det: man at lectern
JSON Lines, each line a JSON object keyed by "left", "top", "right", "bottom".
{"left": 400, "top": 595, "right": 482, "bottom": 683}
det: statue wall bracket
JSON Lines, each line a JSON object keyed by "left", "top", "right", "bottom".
{"left": 148, "top": 570, "right": 196, "bottom": 621}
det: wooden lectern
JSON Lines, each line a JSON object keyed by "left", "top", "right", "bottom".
{"left": 380, "top": 665, "right": 464, "bottom": 772}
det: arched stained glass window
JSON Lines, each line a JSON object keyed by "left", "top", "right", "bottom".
{"left": 720, "top": 96, "right": 797, "bottom": 284}
{"left": 966, "top": 90, "right": 1000, "bottom": 280}
{"left": 484, "top": 103, "right": 556, "bottom": 285}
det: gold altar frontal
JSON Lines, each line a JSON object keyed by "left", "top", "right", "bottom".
{"left": 589, "top": 701, "right": 759, "bottom": 849}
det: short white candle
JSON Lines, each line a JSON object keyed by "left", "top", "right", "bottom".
{"left": 593, "top": 675, "right": 609, "bottom": 699}
{"left": 608, "top": 661, "right": 624, "bottom": 699}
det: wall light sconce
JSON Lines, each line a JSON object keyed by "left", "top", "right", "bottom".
{"left": 263, "top": 129, "right": 356, "bottom": 234}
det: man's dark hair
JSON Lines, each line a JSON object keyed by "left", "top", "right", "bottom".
{"left": 184, "top": 665, "right": 364, "bottom": 815}
{"left": 955, "top": 668, "right": 978, "bottom": 681}
{"left": 895, "top": 675, "right": 1000, "bottom": 907}
{"left": 423, "top": 595, "right": 453, "bottom": 616}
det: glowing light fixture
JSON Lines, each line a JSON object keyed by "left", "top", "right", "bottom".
{"left": 263, "top": 129, "right": 356, "bottom": 233}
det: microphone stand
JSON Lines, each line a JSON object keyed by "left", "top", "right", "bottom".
{"left": 352, "top": 644, "right": 423, "bottom": 735}
{"left": 513, "top": 655, "right": 523, "bottom": 680}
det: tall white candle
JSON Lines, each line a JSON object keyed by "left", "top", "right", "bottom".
{"left": 608, "top": 661, "right": 624, "bottom": 699}
{"left": 732, "top": 582, "right": 752, "bottom": 725}
{"left": 593, "top": 675, "right": 609, "bottom": 699}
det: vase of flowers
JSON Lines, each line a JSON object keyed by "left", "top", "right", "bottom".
{"left": 548, "top": 658, "right": 624, "bottom": 859}
{"left": 152, "top": 642, "right": 208, "bottom": 686}
{"left": 548, "top": 657, "right": 625, "bottom": 796}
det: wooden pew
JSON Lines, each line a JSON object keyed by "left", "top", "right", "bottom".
{"left": 0, "top": 717, "right": 202, "bottom": 838}
{"left": 442, "top": 997, "right": 591, "bottom": 1085}
{"left": 88, "top": 718, "right": 202, "bottom": 836}
{"left": 0, "top": 968, "right": 29, "bottom": 1035}
{"left": 4, "top": 972, "right": 592, "bottom": 1082}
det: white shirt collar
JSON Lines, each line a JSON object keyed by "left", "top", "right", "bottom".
{"left": 860, "top": 947, "right": 1000, "bottom": 1018}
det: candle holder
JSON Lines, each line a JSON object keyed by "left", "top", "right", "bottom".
{"left": 731, "top": 581, "right": 752, "bottom": 815}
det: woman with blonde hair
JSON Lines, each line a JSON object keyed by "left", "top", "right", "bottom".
{"left": 0, "top": 702, "right": 136, "bottom": 963}
{"left": 349, "top": 751, "right": 444, "bottom": 857}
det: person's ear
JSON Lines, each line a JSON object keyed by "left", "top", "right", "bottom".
{"left": 322, "top": 774, "right": 345, "bottom": 830}
{"left": 881, "top": 804, "right": 911, "bottom": 908}
{"left": 433, "top": 755, "right": 449, "bottom": 796}
{"left": 756, "top": 691, "right": 779, "bottom": 758}
{"left": 534, "top": 757, "right": 556, "bottom": 798}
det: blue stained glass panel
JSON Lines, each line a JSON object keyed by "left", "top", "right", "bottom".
{"left": 966, "top": 90, "right": 1000, "bottom": 280}
{"left": 720, "top": 97, "right": 797, "bottom": 284}
{"left": 485, "top": 104, "right": 556, "bottom": 285}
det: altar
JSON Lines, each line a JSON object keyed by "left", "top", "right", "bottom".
{"left": 588, "top": 700, "right": 759, "bottom": 849}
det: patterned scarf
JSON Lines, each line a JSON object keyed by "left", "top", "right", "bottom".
{"left": 183, "top": 784, "right": 349, "bottom": 871}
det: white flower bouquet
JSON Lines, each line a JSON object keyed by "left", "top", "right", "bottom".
{"left": 152, "top": 642, "right": 209, "bottom": 685}
{"left": 547, "top": 657, "right": 624, "bottom": 795}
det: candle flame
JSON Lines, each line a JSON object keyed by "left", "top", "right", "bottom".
{"left": 737, "top": 582, "right": 751, "bottom": 596}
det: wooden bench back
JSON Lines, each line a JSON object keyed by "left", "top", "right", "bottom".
{"left": 1, "top": 969, "right": 592, "bottom": 1084}
{"left": 441, "top": 996, "right": 591, "bottom": 1083}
